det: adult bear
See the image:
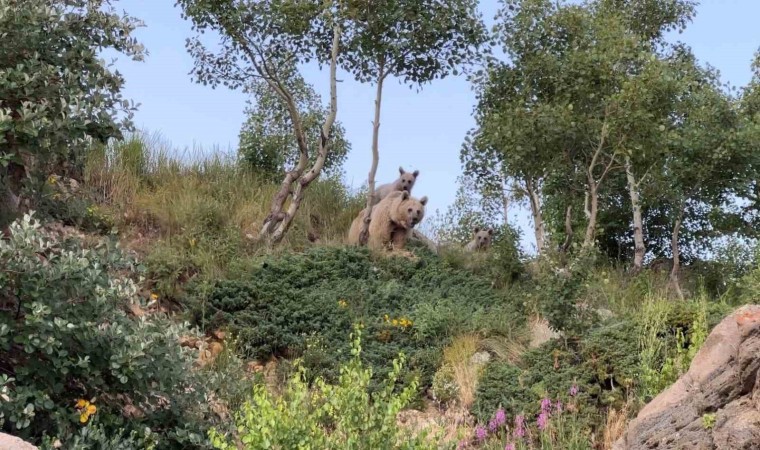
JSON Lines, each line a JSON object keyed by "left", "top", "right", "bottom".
{"left": 348, "top": 190, "right": 427, "bottom": 251}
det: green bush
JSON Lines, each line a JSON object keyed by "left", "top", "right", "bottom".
{"left": 209, "top": 326, "right": 435, "bottom": 450}
{"left": 188, "top": 246, "right": 526, "bottom": 391}
{"left": 0, "top": 213, "right": 230, "bottom": 448}
{"left": 472, "top": 319, "right": 640, "bottom": 425}
{"left": 532, "top": 251, "right": 601, "bottom": 338}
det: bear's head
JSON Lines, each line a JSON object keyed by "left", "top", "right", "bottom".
{"left": 397, "top": 166, "right": 419, "bottom": 192}
{"left": 471, "top": 227, "right": 494, "bottom": 249}
{"left": 389, "top": 191, "right": 427, "bottom": 229}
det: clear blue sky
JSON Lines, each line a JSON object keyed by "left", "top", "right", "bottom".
{"left": 109, "top": 0, "right": 759, "bottom": 253}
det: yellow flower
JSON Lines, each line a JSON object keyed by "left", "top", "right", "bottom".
{"left": 392, "top": 319, "right": 398, "bottom": 326}
{"left": 337, "top": 300, "right": 348, "bottom": 308}
{"left": 189, "top": 238, "right": 197, "bottom": 248}
{"left": 47, "top": 175, "right": 57, "bottom": 185}
{"left": 384, "top": 314, "right": 389, "bottom": 322}
{"left": 75, "top": 399, "right": 97, "bottom": 424}
{"left": 150, "top": 293, "right": 158, "bottom": 301}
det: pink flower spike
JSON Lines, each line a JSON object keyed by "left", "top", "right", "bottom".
{"left": 569, "top": 384, "right": 579, "bottom": 397}
{"left": 537, "top": 412, "right": 549, "bottom": 431}
{"left": 540, "top": 398, "right": 552, "bottom": 414}
{"left": 494, "top": 408, "right": 507, "bottom": 427}
{"left": 555, "top": 399, "right": 563, "bottom": 414}
{"left": 505, "top": 443, "right": 516, "bottom": 450}
{"left": 514, "top": 415, "right": 525, "bottom": 438}
{"left": 475, "top": 425, "right": 488, "bottom": 441}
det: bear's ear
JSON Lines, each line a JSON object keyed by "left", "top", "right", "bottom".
{"left": 473, "top": 227, "right": 481, "bottom": 234}
{"left": 487, "top": 229, "right": 494, "bottom": 235}
{"left": 412, "top": 170, "right": 419, "bottom": 178}
{"left": 401, "top": 191, "right": 410, "bottom": 200}
{"left": 399, "top": 166, "right": 405, "bottom": 175}
{"left": 419, "top": 196, "right": 428, "bottom": 205}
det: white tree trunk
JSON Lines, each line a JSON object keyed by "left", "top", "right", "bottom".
{"left": 359, "top": 63, "right": 386, "bottom": 245}
{"left": 525, "top": 177, "right": 546, "bottom": 254}
{"left": 625, "top": 155, "right": 646, "bottom": 271}
{"left": 267, "top": 24, "right": 341, "bottom": 244}
{"left": 669, "top": 207, "right": 685, "bottom": 300}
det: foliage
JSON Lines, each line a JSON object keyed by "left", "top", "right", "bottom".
{"left": 472, "top": 317, "right": 640, "bottom": 428}
{"left": 0, "top": 0, "right": 144, "bottom": 222}
{"left": 188, "top": 246, "right": 526, "bottom": 391}
{"left": 637, "top": 296, "right": 724, "bottom": 401}
{"left": 0, "top": 213, "right": 232, "bottom": 448}
{"left": 209, "top": 326, "right": 435, "bottom": 450}
{"left": 530, "top": 251, "right": 601, "bottom": 337}
{"left": 238, "top": 72, "right": 349, "bottom": 179}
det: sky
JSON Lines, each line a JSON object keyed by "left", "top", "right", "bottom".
{"left": 109, "top": 0, "right": 759, "bottom": 253}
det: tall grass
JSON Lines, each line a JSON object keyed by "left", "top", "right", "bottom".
{"left": 84, "top": 131, "right": 364, "bottom": 286}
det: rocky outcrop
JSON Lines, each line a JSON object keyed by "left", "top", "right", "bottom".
{"left": 0, "top": 433, "right": 37, "bottom": 450}
{"left": 614, "top": 304, "right": 760, "bottom": 450}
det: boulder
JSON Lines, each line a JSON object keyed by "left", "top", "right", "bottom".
{"left": 614, "top": 304, "right": 760, "bottom": 450}
{"left": 0, "top": 433, "right": 37, "bottom": 450}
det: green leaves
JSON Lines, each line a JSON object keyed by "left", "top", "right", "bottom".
{"left": 0, "top": 0, "right": 144, "bottom": 161}
{"left": 239, "top": 71, "right": 350, "bottom": 178}
{"left": 209, "top": 325, "right": 432, "bottom": 450}
{"left": 0, "top": 213, "right": 232, "bottom": 448}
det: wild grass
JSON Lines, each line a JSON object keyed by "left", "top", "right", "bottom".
{"left": 84, "top": 131, "right": 364, "bottom": 284}
{"left": 443, "top": 334, "right": 483, "bottom": 409}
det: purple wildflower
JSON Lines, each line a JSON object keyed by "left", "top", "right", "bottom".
{"left": 569, "top": 384, "right": 579, "bottom": 397}
{"left": 505, "top": 444, "right": 516, "bottom": 450}
{"left": 555, "top": 399, "right": 563, "bottom": 414}
{"left": 537, "top": 411, "right": 549, "bottom": 431}
{"left": 494, "top": 408, "right": 507, "bottom": 427}
{"left": 514, "top": 415, "right": 525, "bottom": 438}
{"left": 457, "top": 440, "right": 467, "bottom": 450}
{"left": 540, "top": 398, "right": 552, "bottom": 414}
{"left": 475, "top": 425, "right": 488, "bottom": 441}
{"left": 489, "top": 419, "right": 498, "bottom": 433}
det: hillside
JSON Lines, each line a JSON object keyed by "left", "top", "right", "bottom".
{"left": 1, "top": 1, "right": 759, "bottom": 449}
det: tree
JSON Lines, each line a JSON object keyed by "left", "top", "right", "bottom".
{"left": 342, "top": 0, "right": 486, "bottom": 245}
{"left": 656, "top": 48, "right": 753, "bottom": 298}
{"left": 0, "top": 0, "right": 145, "bottom": 227}
{"left": 177, "top": 0, "right": 342, "bottom": 244}
{"left": 238, "top": 72, "right": 350, "bottom": 179}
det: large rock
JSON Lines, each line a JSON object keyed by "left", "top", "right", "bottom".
{"left": 0, "top": 433, "right": 37, "bottom": 450}
{"left": 614, "top": 305, "right": 760, "bottom": 450}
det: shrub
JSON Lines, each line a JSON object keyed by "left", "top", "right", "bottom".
{"left": 209, "top": 326, "right": 436, "bottom": 450}
{"left": 0, "top": 213, "right": 228, "bottom": 448}
{"left": 472, "top": 318, "right": 641, "bottom": 426}
{"left": 187, "top": 246, "right": 527, "bottom": 392}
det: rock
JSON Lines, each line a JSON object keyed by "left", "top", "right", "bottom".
{"left": 528, "top": 316, "right": 560, "bottom": 348}
{"left": 614, "top": 305, "right": 760, "bottom": 450}
{"left": 470, "top": 351, "right": 491, "bottom": 366}
{"left": 0, "top": 433, "right": 37, "bottom": 450}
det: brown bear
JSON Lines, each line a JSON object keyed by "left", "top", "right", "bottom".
{"left": 371, "top": 166, "right": 419, "bottom": 205}
{"left": 465, "top": 227, "right": 493, "bottom": 251}
{"left": 348, "top": 190, "right": 428, "bottom": 251}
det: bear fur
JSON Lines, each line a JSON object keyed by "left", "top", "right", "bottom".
{"left": 465, "top": 227, "right": 493, "bottom": 251}
{"left": 371, "top": 166, "right": 419, "bottom": 205}
{"left": 348, "top": 190, "right": 428, "bottom": 251}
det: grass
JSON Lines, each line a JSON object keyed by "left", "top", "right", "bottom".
{"left": 84, "top": 131, "right": 364, "bottom": 286}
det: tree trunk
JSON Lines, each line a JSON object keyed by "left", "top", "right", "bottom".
{"left": 560, "top": 205, "right": 573, "bottom": 253}
{"left": 525, "top": 177, "right": 546, "bottom": 254}
{"left": 583, "top": 180, "right": 598, "bottom": 248}
{"left": 358, "top": 63, "right": 386, "bottom": 245}
{"left": 501, "top": 173, "right": 510, "bottom": 227}
{"left": 264, "top": 24, "right": 341, "bottom": 244}
{"left": 625, "top": 155, "right": 646, "bottom": 271}
{"left": 669, "top": 206, "right": 685, "bottom": 300}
